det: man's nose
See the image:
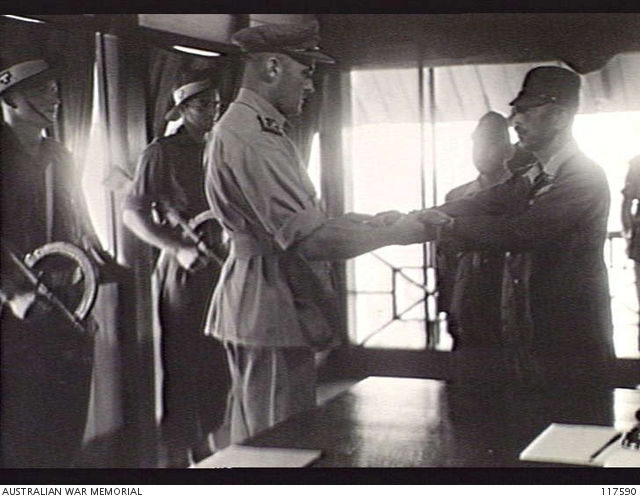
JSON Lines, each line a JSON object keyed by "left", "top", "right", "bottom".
{"left": 508, "top": 109, "right": 519, "bottom": 127}
{"left": 304, "top": 79, "right": 315, "bottom": 94}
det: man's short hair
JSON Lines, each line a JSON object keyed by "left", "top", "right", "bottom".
{"left": 472, "top": 111, "right": 510, "bottom": 144}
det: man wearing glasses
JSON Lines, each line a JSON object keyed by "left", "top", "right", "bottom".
{"left": 419, "top": 67, "right": 614, "bottom": 390}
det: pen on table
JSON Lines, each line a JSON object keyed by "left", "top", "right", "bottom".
{"left": 589, "top": 433, "right": 622, "bottom": 462}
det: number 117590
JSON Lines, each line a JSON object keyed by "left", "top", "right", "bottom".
{"left": 602, "top": 488, "right": 637, "bottom": 495}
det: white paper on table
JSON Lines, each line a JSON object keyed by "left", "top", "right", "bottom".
{"left": 601, "top": 445, "right": 640, "bottom": 467}
{"left": 519, "top": 423, "right": 622, "bottom": 466}
{"left": 190, "top": 445, "right": 322, "bottom": 468}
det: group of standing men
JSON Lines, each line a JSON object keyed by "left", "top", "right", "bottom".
{"left": 199, "top": 22, "right": 616, "bottom": 447}
{"left": 0, "top": 20, "right": 618, "bottom": 468}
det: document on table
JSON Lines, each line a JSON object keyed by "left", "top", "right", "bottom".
{"left": 602, "top": 446, "right": 640, "bottom": 467}
{"left": 190, "top": 445, "right": 322, "bottom": 468}
{"left": 519, "top": 423, "right": 625, "bottom": 466}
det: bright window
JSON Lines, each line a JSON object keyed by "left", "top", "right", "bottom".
{"left": 82, "top": 64, "right": 113, "bottom": 252}
{"left": 346, "top": 57, "right": 640, "bottom": 358}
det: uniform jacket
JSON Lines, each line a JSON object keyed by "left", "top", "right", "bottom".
{"left": 203, "top": 88, "right": 340, "bottom": 351}
{"left": 438, "top": 170, "right": 511, "bottom": 345}
{"left": 438, "top": 141, "right": 613, "bottom": 361}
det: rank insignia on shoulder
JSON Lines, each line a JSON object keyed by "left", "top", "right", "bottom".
{"left": 257, "top": 115, "right": 283, "bottom": 136}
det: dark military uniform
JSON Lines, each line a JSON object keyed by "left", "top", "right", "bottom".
{"left": 125, "top": 126, "right": 230, "bottom": 457}
{"left": 0, "top": 124, "right": 95, "bottom": 467}
{"left": 439, "top": 170, "right": 511, "bottom": 348}
{"left": 438, "top": 140, "right": 613, "bottom": 386}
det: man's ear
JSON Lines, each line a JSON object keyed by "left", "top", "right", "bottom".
{"left": 552, "top": 105, "right": 573, "bottom": 130}
{"left": 265, "top": 56, "right": 281, "bottom": 81}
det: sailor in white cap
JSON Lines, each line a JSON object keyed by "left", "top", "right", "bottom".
{"left": 0, "top": 52, "right": 109, "bottom": 467}
{"left": 0, "top": 57, "right": 60, "bottom": 141}
{"left": 123, "top": 71, "right": 229, "bottom": 467}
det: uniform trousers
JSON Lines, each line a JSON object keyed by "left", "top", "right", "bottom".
{"left": 0, "top": 311, "right": 93, "bottom": 467}
{"left": 224, "top": 343, "right": 316, "bottom": 444}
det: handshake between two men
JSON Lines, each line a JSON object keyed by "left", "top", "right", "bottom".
{"left": 349, "top": 208, "right": 453, "bottom": 244}
{"left": 296, "top": 207, "right": 454, "bottom": 261}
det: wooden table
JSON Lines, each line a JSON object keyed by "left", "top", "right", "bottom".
{"left": 244, "top": 376, "right": 633, "bottom": 467}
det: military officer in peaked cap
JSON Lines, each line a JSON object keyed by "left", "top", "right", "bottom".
{"left": 416, "top": 66, "right": 614, "bottom": 392}
{"left": 203, "top": 22, "right": 430, "bottom": 443}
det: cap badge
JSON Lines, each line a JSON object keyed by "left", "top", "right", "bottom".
{"left": 0, "top": 70, "right": 12, "bottom": 86}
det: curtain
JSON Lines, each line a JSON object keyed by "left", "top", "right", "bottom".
{"left": 350, "top": 54, "right": 640, "bottom": 126}
{"left": 48, "top": 31, "right": 95, "bottom": 168}
{"left": 59, "top": 31, "right": 159, "bottom": 467}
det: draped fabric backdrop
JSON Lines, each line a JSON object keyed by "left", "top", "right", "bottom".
{"left": 349, "top": 53, "right": 640, "bottom": 127}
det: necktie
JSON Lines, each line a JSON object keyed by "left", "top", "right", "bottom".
{"left": 532, "top": 167, "right": 549, "bottom": 190}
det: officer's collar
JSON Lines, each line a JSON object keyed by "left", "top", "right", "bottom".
{"left": 235, "top": 88, "right": 288, "bottom": 131}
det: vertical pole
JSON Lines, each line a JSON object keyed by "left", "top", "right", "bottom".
{"left": 418, "top": 53, "right": 429, "bottom": 346}
{"left": 420, "top": 57, "right": 439, "bottom": 348}
{"left": 427, "top": 66, "right": 441, "bottom": 349}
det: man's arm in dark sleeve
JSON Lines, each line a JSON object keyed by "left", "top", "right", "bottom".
{"left": 436, "top": 174, "right": 532, "bottom": 218}
{"left": 439, "top": 167, "right": 607, "bottom": 252}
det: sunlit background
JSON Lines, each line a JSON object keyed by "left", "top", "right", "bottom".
{"left": 342, "top": 58, "right": 640, "bottom": 358}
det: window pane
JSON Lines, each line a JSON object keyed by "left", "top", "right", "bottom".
{"left": 347, "top": 68, "right": 427, "bottom": 349}
{"left": 346, "top": 58, "right": 640, "bottom": 357}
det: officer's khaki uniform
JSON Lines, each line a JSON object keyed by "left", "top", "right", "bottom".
{"left": 204, "top": 88, "right": 339, "bottom": 442}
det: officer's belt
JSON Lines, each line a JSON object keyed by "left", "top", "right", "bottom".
{"left": 231, "top": 233, "right": 282, "bottom": 258}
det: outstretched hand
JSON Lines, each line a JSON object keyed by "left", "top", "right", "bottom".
{"left": 366, "top": 210, "right": 404, "bottom": 227}
{"left": 338, "top": 208, "right": 452, "bottom": 247}
{"left": 411, "top": 208, "right": 453, "bottom": 226}
{"left": 343, "top": 211, "right": 404, "bottom": 227}
{"left": 392, "top": 213, "right": 427, "bottom": 245}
